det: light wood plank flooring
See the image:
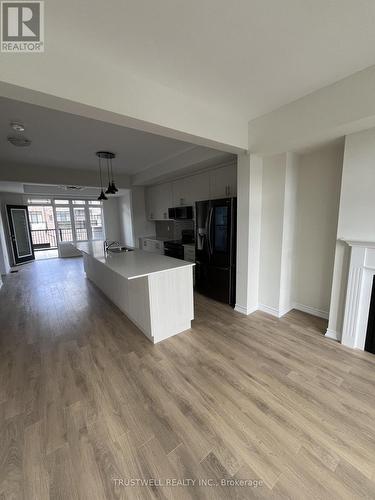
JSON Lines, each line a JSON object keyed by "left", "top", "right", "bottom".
{"left": 1, "top": 257, "right": 375, "bottom": 499}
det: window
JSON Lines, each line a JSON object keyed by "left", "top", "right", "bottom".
{"left": 29, "top": 211, "right": 43, "bottom": 224}
{"left": 73, "top": 207, "right": 88, "bottom": 240}
{"left": 89, "top": 206, "right": 104, "bottom": 240}
{"left": 56, "top": 207, "right": 73, "bottom": 241}
{"left": 27, "top": 198, "right": 105, "bottom": 244}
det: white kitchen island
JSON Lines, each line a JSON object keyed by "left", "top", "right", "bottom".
{"left": 75, "top": 241, "right": 194, "bottom": 343}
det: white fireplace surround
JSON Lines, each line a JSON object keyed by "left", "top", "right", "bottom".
{"left": 339, "top": 240, "right": 375, "bottom": 349}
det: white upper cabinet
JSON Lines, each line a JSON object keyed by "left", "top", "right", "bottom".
{"left": 145, "top": 163, "right": 237, "bottom": 220}
{"left": 146, "top": 183, "right": 172, "bottom": 220}
{"left": 209, "top": 164, "right": 237, "bottom": 199}
{"left": 172, "top": 171, "right": 210, "bottom": 206}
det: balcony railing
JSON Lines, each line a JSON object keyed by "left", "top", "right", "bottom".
{"left": 31, "top": 227, "right": 103, "bottom": 248}
{"left": 31, "top": 229, "right": 57, "bottom": 249}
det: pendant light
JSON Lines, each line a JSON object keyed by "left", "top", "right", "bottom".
{"left": 96, "top": 151, "right": 118, "bottom": 197}
{"left": 105, "top": 156, "right": 115, "bottom": 195}
{"left": 109, "top": 154, "right": 118, "bottom": 193}
{"left": 96, "top": 152, "right": 108, "bottom": 201}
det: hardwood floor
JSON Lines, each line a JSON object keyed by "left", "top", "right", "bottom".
{"left": 1, "top": 257, "right": 375, "bottom": 499}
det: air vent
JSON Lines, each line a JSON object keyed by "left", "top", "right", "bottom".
{"left": 7, "top": 136, "right": 31, "bottom": 147}
{"left": 63, "top": 185, "right": 85, "bottom": 191}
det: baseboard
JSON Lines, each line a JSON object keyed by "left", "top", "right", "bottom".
{"left": 293, "top": 302, "right": 329, "bottom": 320}
{"left": 235, "top": 301, "right": 329, "bottom": 321}
{"left": 278, "top": 305, "right": 294, "bottom": 317}
{"left": 325, "top": 328, "right": 339, "bottom": 341}
{"left": 258, "top": 304, "right": 281, "bottom": 318}
{"left": 234, "top": 303, "right": 258, "bottom": 315}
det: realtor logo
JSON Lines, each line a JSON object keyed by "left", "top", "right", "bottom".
{"left": 1, "top": 1, "right": 44, "bottom": 52}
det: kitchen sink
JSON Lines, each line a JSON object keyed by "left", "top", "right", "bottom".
{"left": 108, "top": 246, "right": 134, "bottom": 253}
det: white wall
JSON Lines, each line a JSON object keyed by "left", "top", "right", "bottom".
{"left": 294, "top": 143, "right": 343, "bottom": 317}
{"left": 258, "top": 153, "right": 298, "bottom": 316}
{"left": 279, "top": 153, "right": 298, "bottom": 315}
{"left": 337, "top": 128, "right": 375, "bottom": 240}
{"left": 258, "top": 145, "right": 342, "bottom": 319}
{"left": 259, "top": 154, "right": 286, "bottom": 312}
{"left": 121, "top": 187, "right": 155, "bottom": 248}
{"left": 118, "top": 191, "right": 135, "bottom": 247}
{"left": 235, "top": 153, "right": 262, "bottom": 314}
{"left": 102, "top": 197, "right": 122, "bottom": 242}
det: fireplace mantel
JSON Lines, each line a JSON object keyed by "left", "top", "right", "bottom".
{"left": 340, "top": 239, "right": 375, "bottom": 250}
{"left": 340, "top": 239, "right": 375, "bottom": 349}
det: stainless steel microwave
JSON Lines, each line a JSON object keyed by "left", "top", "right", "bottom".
{"left": 168, "top": 206, "right": 193, "bottom": 220}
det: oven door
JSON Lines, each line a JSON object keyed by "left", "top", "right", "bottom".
{"left": 164, "top": 246, "right": 184, "bottom": 259}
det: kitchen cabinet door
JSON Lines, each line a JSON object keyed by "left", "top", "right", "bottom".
{"left": 146, "top": 183, "right": 172, "bottom": 220}
{"left": 154, "top": 183, "right": 172, "bottom": 220}
{"left": 209, "top": 164, "right": 237, "bottom": 199}
{"left": 172, "top": 178, "right": 187, "bottom": 207}
{"left": 172, "top": 171, "right": 210, "bottom": 207}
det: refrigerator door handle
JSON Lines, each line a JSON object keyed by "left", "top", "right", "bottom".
{"left": 207, "top": 207, "right": 214, "bottom": 255}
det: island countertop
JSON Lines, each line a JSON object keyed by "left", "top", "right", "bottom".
{"left": 75, "top": 241, "right": 194, "bottom": 280}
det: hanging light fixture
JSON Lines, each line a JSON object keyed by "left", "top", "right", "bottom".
{"left": 109, "top": 154, "right": 118, "bottom": 193}
{"left": 96, "top": 151, "right": 118, "bottom": 196}
{"left": 96, "top": 152, "right": 108, "bottom": 201}
{"left": 105, "top": 156, "right": 115, "bottom": 195}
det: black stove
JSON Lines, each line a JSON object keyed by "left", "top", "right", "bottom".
{"left": 164, "top": 230, "right": 194, "bottom": 260}
{"left": 164, "top": 240, "right": 184, "bottom": 259}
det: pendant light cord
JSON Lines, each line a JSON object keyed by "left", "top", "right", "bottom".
{"left": 110, "top": 157, "right": 114, "bottom": 183}
{"left": 98, "top": 157, "right": 103, "bottom": 188}
{"left": 106, "top": 157, "right": 111, "bottom": 185}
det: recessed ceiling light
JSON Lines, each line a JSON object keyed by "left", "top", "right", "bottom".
{"left": 7, "top": 136, "right": 31, "bottom": 147}
{"left": 10, "top": 122, "right": 25, "bottom": 132}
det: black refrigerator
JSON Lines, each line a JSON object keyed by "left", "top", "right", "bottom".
{"left": 195, "top": 198, "right": 236, "bottom": 306}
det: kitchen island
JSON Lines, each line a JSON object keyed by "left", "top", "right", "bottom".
{"left": 75, "top": 241, "right": 194, "bottom": 343}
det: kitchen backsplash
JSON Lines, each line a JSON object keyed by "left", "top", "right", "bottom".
{"left": 155, "top": 220, "right": 194, "bottom": 240}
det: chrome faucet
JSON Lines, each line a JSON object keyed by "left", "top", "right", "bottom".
{"left": 104, "top": 240, "right": 120, "bottom": 253}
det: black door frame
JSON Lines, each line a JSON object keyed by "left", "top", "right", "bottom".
{"left": 6, "top": 205, "right": 35, "bottom": 265}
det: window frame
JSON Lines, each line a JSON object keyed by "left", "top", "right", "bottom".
{"left": 27, "top": 197, "right": 105, "bottom": 244}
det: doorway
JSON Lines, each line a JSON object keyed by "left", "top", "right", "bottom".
{"left": 6, "top": 205, "right": 35, "bottom": 264}
{"left": 28, "top": 203, "right": 58, "bottom": 260}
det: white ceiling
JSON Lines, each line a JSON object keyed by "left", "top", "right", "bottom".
{"left": 0, "top": 97, "right": 230, "bottom": 175}
{"left": 46, "top": 0, "right": 375, "bottom": 120}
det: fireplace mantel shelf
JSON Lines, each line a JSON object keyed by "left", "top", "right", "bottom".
{"left": 340, "top": 238, "right": 375, "bottom": 249}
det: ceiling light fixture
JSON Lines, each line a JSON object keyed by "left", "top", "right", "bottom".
{"left": 96, "top": 152, "right": 108, "bottom": 201}
{"left": 10, "top": 122, "right": 25, "bottom": 132}
{"left": 7, "top": 136, "right": 31, "bottom": 147}
{"left": 96, "top": 151, "right": 118, "bottom": 199}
